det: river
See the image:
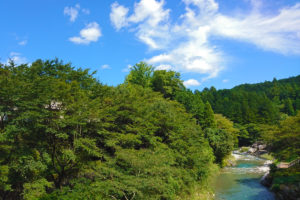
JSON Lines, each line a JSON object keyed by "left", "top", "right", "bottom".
{"left": 213, "top": 152, "right": 275, "bottom": 200}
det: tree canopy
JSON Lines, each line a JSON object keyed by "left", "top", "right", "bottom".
{"left": 0, "top": 60, "right": 218, "bottom": 200}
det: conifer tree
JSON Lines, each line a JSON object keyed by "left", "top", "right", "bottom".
{"left": 201, "top": 102, "right": 216, "bottom": 129}
{"left": 283, "top": 98, "right": 295, "bottom": 116}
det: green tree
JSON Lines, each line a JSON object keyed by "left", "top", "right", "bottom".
{"left": 0, "top": 60, "right": 102, "bottom": 198}
{"left": 283, "top": 98, "right": 295, "bottom": 116}
{"left": 125, "top": 62, "right": 153, "bottom": 88}
{"left": 151, "top": 70, "right": 184, "bottom": 99}
{"left": 204, "top": 128, "right": 234, "bottom": 165}
{"left": 214, "top": 114, "right": 239, "bottom": 146}
{"left": 272, "top": 112, "right": 300, "bottom": 161}
{"left": 201, "top": 102, "right": 216, "bottom": 129}
{"left": 175, "top": 89, "right": 205, "bottom": 125}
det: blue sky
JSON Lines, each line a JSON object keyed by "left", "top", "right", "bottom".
{"left": 0, "top": 0, "right": 299, "bottom": 90}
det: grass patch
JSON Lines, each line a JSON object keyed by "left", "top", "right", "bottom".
{"left": 260, "top": 153, "right": 275, "bottom": 161}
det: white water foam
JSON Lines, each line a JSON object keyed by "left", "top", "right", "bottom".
{"left": 222, "top": 166, "right": 270, "bottom": 174}
{"left": 232, "top": 153, "right": 242, "bottom": 160}
{"left": 232, "top": 153, "right": 262, "bottom": 161}
{"left": 226, "top": 153, "right": 272, "bottom": 174}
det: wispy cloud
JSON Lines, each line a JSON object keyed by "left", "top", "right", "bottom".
{"left": 82, "top": 8, "right": 90, "bottom": 15}
{"left": 110, "top": 0, "right": 300, "bottom": 80}
{"left": 212, "top": 3, "right": 300, "bottom": 54}
{"left": 18, "top": 40, "right": 27, "bottom": 46}
{"left": 7, "top": 52, "right": 28, "bottom": 65}
{"left": 69, "top": 22, "right": 102, "bottom": 45}
{"left": 222, "top": 79, "right": 229, "bottom": 83}
{"left": 183, "top": 79, "right": 201, "bottom": 87}
{"left": 64, "top": 4, "right": 80, "bottom": 22}
{"left": 101, "top": 64, "right": 111, "bottom": 70}
{"left": 64, "top": 4, "right": 90, "bottom": 22}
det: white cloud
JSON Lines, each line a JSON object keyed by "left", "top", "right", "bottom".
{"left": 110, "top": 2, "right": 129, "bottom": 30}
{"left": 64, "top": 4, "right": 80, "bottom": 22}
{"left": 155, "top": 64, "right": 172, "bottom": 70}
{"left": 111, "top": 0, "right": 300, "bottom": 80}
{"left": 101, "top": 64, "right": 111, "bottom": 69}
{"left": 82, "top": 8, "right": 90, "bottom": 15}
{"left": 147, "top": 54, "right": 172, "bottom": 63}
{"left": 182, "top": 0, "right": 218, "bottom": 15}
{"left": 222, "top": 79, "right": 229, "bottom": 83}
{"left": 64, "top": 4, "right": 90, "bottom": 22}
{"left": 128, "top": 0, "right": 170, "bottom": 25}
{"left": 69, "top": 22, "right": 102, "bottom": 45}
{"left": 148, "top": 39, "right": 223, "bottom": 78}
{"left": 183, "top": 79, "right": 201, "bottom": 87}
{"left": 111, "top": 0, "right": 170, "bottom": 49}
{"left": 212, "top": 3, "right": 300, "bottom": 54}
{"left": 18, "top": 40, "right": 27, "bottom": 46}
{"left": 7, "top": 52, "right": 28, "bottom": 65}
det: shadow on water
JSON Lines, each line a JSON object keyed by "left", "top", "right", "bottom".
{"left": 236, "top": 178, "right": 274, "bottom": 199}
{"left": 236, "top": 177, "right": 261, "bottom": 187}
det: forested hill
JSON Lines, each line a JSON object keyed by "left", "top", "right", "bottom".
{"left": 200, "top": 75, "right": 300, "bottom": 124}
{"left": 233, "top": 75, "right": 300, "bottom": 93}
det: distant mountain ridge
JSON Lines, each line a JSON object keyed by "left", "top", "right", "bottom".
{"left": 200, "top": 75, "right": 300, "bottom": 124}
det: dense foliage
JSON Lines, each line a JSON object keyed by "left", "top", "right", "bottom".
{"left": 125, "top": 63, "right": 237, "bottom": 165}
{"left": 200, "top": 76, "right": 300, "bottom": 124}
{"left": 269, "top": 112, "right": 300, "bottom": 161}
{"left": 1, "top": 59, "right": 298, "bottom": 199}
{"left": 0, "top": 60, "right": 222, "bottom": 200}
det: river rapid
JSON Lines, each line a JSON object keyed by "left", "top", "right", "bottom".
{"left": 213, "top": 152, "right": 275, "bottom": 200}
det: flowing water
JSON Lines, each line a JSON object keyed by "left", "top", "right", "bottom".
{"left": 213, "top": 152, "right": 275, "bottom": 200}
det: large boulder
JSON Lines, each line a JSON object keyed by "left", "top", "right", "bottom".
{"left": 260, "top": 172, "right": 272, "bottom": 187}
{"left": 247, "top": 147, "right": 257, "bottom": 154}
{"left": 258, "top": 144, "right": 267, "bottom": 150}
{"left": 252, "top": 143, "right": 258, "bottom": 148}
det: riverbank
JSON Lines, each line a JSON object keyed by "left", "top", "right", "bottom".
{"left": 262, "top": 164, "right": 300, "bottom": 200}
{"left": 177, "top": 164, "right": 219, "bottom": 200}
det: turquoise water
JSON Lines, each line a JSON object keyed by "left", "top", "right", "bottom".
{"left": 213, "top": 153, "right": 275, "bottom": 200}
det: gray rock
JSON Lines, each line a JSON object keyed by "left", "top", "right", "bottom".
{"left": 260, "top": 172, "right": 272, "bottom": 187}
{"left": 247, "top": 147, "right": 257, "bottom": 154}
{"left": 258, "top": 144, "right": 267, "bottom": 150}
{"left": 258, "top": 150, "right": 268, "bottom": 155}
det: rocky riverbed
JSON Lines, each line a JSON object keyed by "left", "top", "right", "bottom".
{"left": 246, "top": 142, "right": 268, "bottom": 156}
